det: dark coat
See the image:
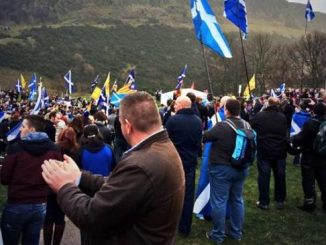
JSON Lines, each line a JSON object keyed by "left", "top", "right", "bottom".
{"left": 1, "top": 136, "right": 62, "bottom": 204}
{"left": 251, "top": 106, "right": 288, "bottom": 160}
{"left": 95, "top": 122, "right": 112, "bottom": 145}
{"left": 44, "top": 119, "right": 56, "bottom": 142}
{"left": 57, "top": 130, "right": 185, "bottom": 245}
{"left": 292, "top": 116, "right": 326, "bottom": 167}
{"left": 166, "top": 108, "right": 202, "bottom": 168}
{"left": 203, "top": 117, "right": 250, "bottom": 166}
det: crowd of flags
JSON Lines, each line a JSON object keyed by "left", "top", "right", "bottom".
{"left": 5, "top": 0, "right": 317, "bottom": 141}
{"left": 8, "top": 0, "right": 316, "bottom": 103}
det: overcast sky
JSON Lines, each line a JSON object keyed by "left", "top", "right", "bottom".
{"left": 287, "top": 0, "right": 326, "bottom": 13}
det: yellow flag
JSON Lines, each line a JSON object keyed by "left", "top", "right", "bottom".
{"left": 91, "top": 87, "right": 102, "bottom": 100}
{"left": 118, "top": 85, "right": 137, "bottom": 94}
{"left": 103, "top": 72, "right": 110, "bottom": 96}
{"left": 112, "top": 80, "right": 118, "bottom": 92}
{"left": 117, "top": 84, "right": 134, "bottom": 94}
{"left": 20, "top": 74, "right": 27, "bottom": 89}
{"left": 243, "top": 74, "right": 256, "bottom": 98}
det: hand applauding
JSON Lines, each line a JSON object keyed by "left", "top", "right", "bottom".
{"left": 42, "top": 154, "right": 82, "bottom": 193}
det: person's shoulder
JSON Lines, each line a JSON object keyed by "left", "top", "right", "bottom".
{"left": 47, "top": 140, "right": 61, "bottom": 152}
{"left": 165, "top": 114, "right": 178, "bottom": 125}
{"left": 210, "top": 121, "right": 228, "bottom": 132}
{"left": 6, "top": 141, "right": 22, "bottom": 155}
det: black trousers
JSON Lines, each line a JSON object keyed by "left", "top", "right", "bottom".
{"left": 178, "top": 164, "right": 196, "bottom": 234}
{"left": 301, "top": 164, "right": 326, "bottom": 206}
{"left": 257, "top": 158, "right": 286, "bottom": 205}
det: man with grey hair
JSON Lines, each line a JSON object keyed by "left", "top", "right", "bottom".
{"left": 166, "top": 95, "right": 202, "bottom": 235}
{"left": 251, "top": 97, "right": 288, "bottom": 210}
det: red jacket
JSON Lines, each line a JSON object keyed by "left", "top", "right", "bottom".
{"left": 1, "top": 136, "right": 62, "bottom": 204}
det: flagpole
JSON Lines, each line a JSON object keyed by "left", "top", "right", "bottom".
{"left": 200, "top": 41, "right": 219, "bottom": 123}
{"left": 301, "top": 19, "right": 309, "bottom": 91}
{"left": 239, "top": 29, "right": 251, "bottom": 97}
{"left": 200, "top": 42, "right": 214, "bottom": 97}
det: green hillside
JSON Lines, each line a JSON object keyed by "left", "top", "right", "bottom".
{"left": 0, "top": 0, "right": 325, "bottom": 93}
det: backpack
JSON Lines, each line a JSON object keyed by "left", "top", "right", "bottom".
{"left": 313, "top": 119, "right": 326, "bottom": 155}
{"left": 225, "top": 119, "right": 257, "bottom": 169}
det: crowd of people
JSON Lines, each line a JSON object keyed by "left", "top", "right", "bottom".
{"left": 0, "top": 87, "right": 325, "bottom": 245}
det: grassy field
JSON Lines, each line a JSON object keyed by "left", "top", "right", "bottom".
{"left": 0, "top": 157, "right": 325, "bottom": 245}
{"left": 176, "top": 158, "right": 326, "bottom": 245}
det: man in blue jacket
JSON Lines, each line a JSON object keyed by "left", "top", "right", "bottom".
{"left": 166, "top": 95, "right": 202, "bottom": 235}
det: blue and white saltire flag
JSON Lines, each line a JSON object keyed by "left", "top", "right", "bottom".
{"left": 0, "top": 111, "right": 5, "bottom": 123}
{"left": 176, "top": 65, "right": 188, "bottom": 90}
{"left": 279, "top": 83, "right": 286, "bottom": 94}
{"left": 41, "top": 87, "right": 49, "bottom": 109}
{"left": 5, "top": 82, "right": 41, "bottom": 140}
{"left": 125, "top": 69, "right": 136, "bottom": 84}
{"left": 16, "top": 80, "right": 22, "bottom": 93}
{"left": 305, "top": 0, "right": 315, "bottom": 22}
{"left": 97, "top": 87, "right": 108, "bottom": 109}
{"left": 6, "top": 121, "right": 22, "bottom": 142}
{"left": 271, "top": 89, "right": 279, "bottom": 98}
{"left": 110, "top": 92, "right": 126, "bottom": 108}
{"left": 193, "top": 108, "right": 226, "bottom": 218}
{"left": 28, "top": 74, "right": 37, "bottom": 100}
{"left": 290, "top": 111, "right": 311, "bottom": 136}
{"left": 30, "top": 83, "right": 43, "bottom": 115}
{"left": 64, "top": 70, "right": 74, "bottom": 94}
{"left": 91, "top": 75, "right": 100, "bottom": 91}
{"left": 190, "top": 0, "right": 232, "bottom": 58}
{"left": 224, "top": 0, "right": 248, "bottom": 38}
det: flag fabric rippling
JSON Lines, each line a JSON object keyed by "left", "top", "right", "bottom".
{"left": 190, "top": 0, "right": 232, "bottom": 58}
{"left": 193, "top": 109, "right": 226, "bottom": 218}
{"left": 305, "top": 0, "right": 315, "bottom": 22}
{"left": 28, "top": 74, "right": 37, "bottom": 100}
{"left": 290, "top": 111, "right": 311, "bottom": 136}
{"left": 224, "top": 0, "right": 248, "bottom": 38}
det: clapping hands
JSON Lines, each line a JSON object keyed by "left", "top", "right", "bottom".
{"left": 42, "top": 154, "right": 82, "bottom": 193}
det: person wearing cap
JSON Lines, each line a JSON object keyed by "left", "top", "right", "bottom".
{"left": 41, "top": 92, "right": 185, "bottom": 244}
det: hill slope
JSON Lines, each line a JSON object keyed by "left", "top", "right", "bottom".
{"left": 0, "top": 0, "right": 325, "bottom": 92}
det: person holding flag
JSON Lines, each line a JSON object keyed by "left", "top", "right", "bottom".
{"left": 193, "top": 96, "right": 230, "bottom": 220}
{"left": 203, "top": 98, "right": 251, "bottom": 244}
